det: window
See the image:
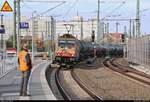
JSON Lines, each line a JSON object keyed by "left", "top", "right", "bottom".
{"left": 58, "top": 40, "right": 75, "bottom": 49}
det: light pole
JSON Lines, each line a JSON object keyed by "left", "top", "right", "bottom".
{"left": 32, "top": 11, "right": 36, "bottom": 63}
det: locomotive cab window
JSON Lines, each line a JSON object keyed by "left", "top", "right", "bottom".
{"left": 67, "top": 41, "right": 75, "bottom": 49}
{"left": 58, "top": 40, "right": 75, "bottom": 49}
{"left": 59, "top": 41, "right": 66, "bottom": 48}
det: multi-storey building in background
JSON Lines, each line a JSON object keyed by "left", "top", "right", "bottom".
{"left": 2, "top": 16, "right": 97, "bottom": 41}
{"left": 2, "top": 15, "right": 125, "bottom": 44}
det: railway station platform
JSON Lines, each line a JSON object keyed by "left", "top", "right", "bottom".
{"left": 0, "top": 59, "right": 56, "bottom": 100}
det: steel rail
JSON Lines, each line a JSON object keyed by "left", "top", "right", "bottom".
{"left": 71, "top": 69, "right": 103, "bottom": 100}
{"left": 103, "top": 58, "right": 150, "bottom": 86}
{"left": 111, "top": 58, "right": 150, "bottom": 79}
{"left": 55, "top": 68, "right": 72, "bottom": 100}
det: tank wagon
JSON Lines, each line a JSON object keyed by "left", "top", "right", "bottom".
{"left": 53, "top": 34, "right": 123, "bottom": 68}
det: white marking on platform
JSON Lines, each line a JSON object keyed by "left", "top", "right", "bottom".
{"left": 40, "top": 61, "right": 57, "bottom": 100}
{"left": 1, "top": 92, "right": 20, "bottom": 97}
{"left": 27, "top": 61, "right": 44, "bottom": 95}
{"left": 13, "top": 76, "right": 22, "bottom": 79}
{"left": 19, "top": 96, "right": 30, "bottom": 100}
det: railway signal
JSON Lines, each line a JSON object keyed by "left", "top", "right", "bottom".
{"left": 122, "top": 34, "right": 125, "bottom": 43}
{"left": 91, "top": 30, "right": 95, "bottom": 42}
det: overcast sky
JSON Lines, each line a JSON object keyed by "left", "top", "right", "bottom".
{"left": 0, "top": 0, "right": 150, "bottom": 34}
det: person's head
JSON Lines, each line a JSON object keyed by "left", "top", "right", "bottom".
{"left": 22, "top": 44, "right": 29, "bottom": 51}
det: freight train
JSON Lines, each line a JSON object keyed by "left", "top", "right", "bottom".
{"left": 53, "top": 34, "right": 123, "bottom": 68}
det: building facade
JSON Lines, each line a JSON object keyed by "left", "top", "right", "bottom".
{"left": 3, "top": 16, "right": 100, "bottom": 42}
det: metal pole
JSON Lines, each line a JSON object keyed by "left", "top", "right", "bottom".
{"left": 1, "top": 14, "right": 4, "bottom": 59}
{"left": 16, "top": 0, "right": 21, "bottom": 57}
{"left": 116, "top": 22, "right": 119, "bottom": 33}
{"left": 80, "top": 18, "right": 83, "bottom": 40}
{"left": 41, "top": 32, "right": 44, "bottom": 51}
{"left": 50, "top": 16, "right": 53, "bottom": 60}
{"left": 32, "top": 11, "right": 36, "bottom": 63}
{"left": 124, "top": 25, "right": 127, "bottom": 58}
{"left": 107, "top": 22, "right": 110, "bottom": 58}
{"left": 26, "top": 29, "right": 29, "bottom": 45}
{"left": 104, "top": 23, "right": 107, "bottom": 39}
{"left": 52, "top": 18, "right": 56, "bottom": 60}
{"left": 48, "top": 21, "right": 51, "bottom": 58}
{"left": 0, "top": 14, "right": 4, "bottom": 74}
{"left": 136, "top": 0, "right": 140, "bottom": 37}
{"left": 132, "top": 21, "right": 135, "bottom": 38}
{"left": 13, "top": 0, "right": 17, "bottom": 49}
{"left": 97, "top": 0, "right": 100, "bottom": 42}
{"left": 45, "top": 21, "right": 48, "bottom": 52}
{"left": 107, "top": 23, "right": 109, "bottom": 35}
{"left": 102, "top": 22, "right": 104, "bottom": 39}
{"left": 124, "top": 25, "right": 127, "bottom": 41}
{"left": 129, "top": 19, "right": 132, "bottom": 38}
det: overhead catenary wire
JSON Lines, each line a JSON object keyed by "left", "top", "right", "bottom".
{"left": 62, "top": 0, "right": 79, "bottom": 20}
{"left": 140, "top": 8, "right": 150, "bottom": 13}
{"left": 40, "top": 1, "right": 66, "bottom": 16}
{"left": 101, "top": 0, "right": 122, "bottom": 13}
{"left": 139, "top": 8, "right": 150, "bottom": 17}
{"left": 21, "top": 2, "right": 35, "bottom": 12}
{"left": 21, "top": 1, "right": 66, "bottom": 21}
{"left": 102, "top": 0, "right": 126, "bottom": 20}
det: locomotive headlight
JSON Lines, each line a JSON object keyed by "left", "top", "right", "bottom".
{"left": 71, "top": 54, "right": 74, "bottom": 57}
{"left": 57, "top": 53, "right": 60, "bottom": 56}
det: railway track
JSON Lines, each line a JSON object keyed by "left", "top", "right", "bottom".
{"left": 55, "top": 68, "right": 72, "bottom": 100}
{"left": 71, "top": 69, "right": 103, "bottom": 100}
{"left": 47, "top": 65, "right": 102, "bottom": 100}
{"left": 70, "top": 58, "right": 150, "bottom": 100}
{"left": 103, "top": 58, "right": 150, "bottom": 86}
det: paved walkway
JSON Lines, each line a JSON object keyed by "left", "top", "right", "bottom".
{"left": 0, "top": 59, "right": 56, "bottom": 100}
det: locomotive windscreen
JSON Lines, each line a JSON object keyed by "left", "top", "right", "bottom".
{"left": 59, "top": 40, "right": 75, "bottom": 49}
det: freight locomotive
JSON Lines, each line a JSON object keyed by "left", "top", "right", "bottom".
{"left": 53, "top": 34, "right": 123, "bottom": 68}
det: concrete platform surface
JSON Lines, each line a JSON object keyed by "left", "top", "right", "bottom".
{"left": 0, "top": 59, "right": 56, "bottom": 100}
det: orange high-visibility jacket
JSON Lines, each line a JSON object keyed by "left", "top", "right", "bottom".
{"left": 18, "top": 50, "right": 32, "bottom": 71}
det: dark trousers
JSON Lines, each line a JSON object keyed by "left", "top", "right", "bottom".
{"left": 20, "top": 70, "right": 31, "bottom": 96}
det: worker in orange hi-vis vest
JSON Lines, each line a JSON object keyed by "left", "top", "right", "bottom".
{"left": 18, "top": 44, "right": 32, "bottom": 96}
